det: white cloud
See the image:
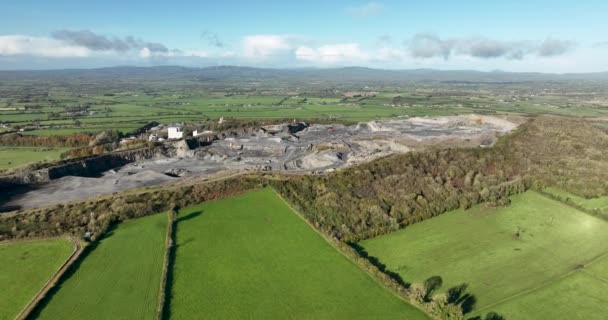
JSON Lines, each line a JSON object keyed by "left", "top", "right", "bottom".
{"left": 139, "top": 48, "right": 213, "bottom": 59}
{"left": 139, "top": 47, "right": 152, "bottom": 58}
{"left": 296, "top": 43, "right": 369, "bottom": 64}
{"left": 139, "top": 47, "right": 179, "bottom": 58}
{"left": 347, "top": 2, "right": 385, "bottom": 17}
{"left": 242, "top": 35, "right": 294, "bottom": 58}
{"left": 0, "top": 35, "right": 91, "bottom": 57}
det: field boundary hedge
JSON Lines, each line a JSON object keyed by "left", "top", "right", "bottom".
{"left": 156, "top": 211, "right": 175, "bottom": 320}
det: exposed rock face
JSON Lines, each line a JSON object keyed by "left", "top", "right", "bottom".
{"left": 296, "top": 151, "right": 344, "bottom": 170}
{"left": 347, "top": 138, "right": 412, "bottom": 166}
{"left": 261, "top": 122, "right": 309, "bottom": 135}
{"left": 0, "top": 147, "right": 160, "bottom": 187}
{"left": 171, "top": 140, "right": 194, "bottom": 158}
{"left": 408, "top": 114, "right": 518, "bottom": 132}
{"left": 164, "top": 168, "right": 191, "bottom": 177}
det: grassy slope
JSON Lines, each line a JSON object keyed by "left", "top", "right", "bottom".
{"left": 37, "top": 213, "right": 167, "bottom": 320}
{"left": 359, "top": 192, "right": 608, "bottom": 315}
{"left": 0, "top": 238, "right": 74, "bottom": 320}
{"left": 0, "top": 147, "right": 69, "bottom": 170}
{"left": 169, "top": 188, "right": 428, "bottom": 320}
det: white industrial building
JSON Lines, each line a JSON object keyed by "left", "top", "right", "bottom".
{"left": 168, "top": 126, "right": 184, "bottom": 139}
{"left": 193, "top": 130, "right": 214, "bottom": 137}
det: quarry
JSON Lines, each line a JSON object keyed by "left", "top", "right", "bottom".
{"left": 4, "top": 115, "right": 519, "bottom": 210}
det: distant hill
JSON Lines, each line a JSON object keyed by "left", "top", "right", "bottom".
{"left": 1, "top": 65, "right": 607, "bottom": 83}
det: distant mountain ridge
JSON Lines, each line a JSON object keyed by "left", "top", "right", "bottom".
{"left": 1, "top": 65, "right": 607, "bottom": 83}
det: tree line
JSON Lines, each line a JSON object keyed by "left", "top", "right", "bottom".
{"left": 0, "top": 132, "right": 96, "bottom": 148}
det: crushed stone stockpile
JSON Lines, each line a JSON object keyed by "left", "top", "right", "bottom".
{"left": 7, "top": 115, "right": 518, "bottom": 209}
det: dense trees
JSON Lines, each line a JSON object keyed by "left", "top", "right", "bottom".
{"left": 272, "top": 116, "right": 608, "bottom": 242}
{"left": 0, "top": 132, "right": 96, "bottom": 148}
{"left": 271, "top": 147, "right": 529, "bottom": 242}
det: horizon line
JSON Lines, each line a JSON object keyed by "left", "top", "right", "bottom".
{"left": 0, "top": 64, "right": 607, "bottom": 76}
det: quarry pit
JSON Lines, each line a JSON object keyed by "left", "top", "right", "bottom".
{"left": 5, "top": 115, "right": 519, "bottom": 210}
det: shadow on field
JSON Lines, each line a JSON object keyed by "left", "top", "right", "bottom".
{"left": 26, "top": 225, "right": 118, "bottom": 319}
{"left": 162, "top": 210, "right": 202, "bottom": 319}
{"left": 162, "top": 217, "right": 177, "bottom": 320}
{"left": 177, "top": 210, "right": 202, "bottom": 222}
{"left": 468, "top": 311, "right": 505, "bottom": 320}
{"left": 349, "top": 242, "right": 410, "bottom": 288}
{"left": 446, "top": 283, "right": 477, "bottom": 314}
{"left": 348, "top": 243, "right": 480, "bottom": 315}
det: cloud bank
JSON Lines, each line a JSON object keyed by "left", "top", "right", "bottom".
{"left": 408, "top": 33, "right": 576, "bottom": 60}
{"left": 52, "top": 30, "right": 170, "bottom": 54}
{"left": 0, "top": 29, "right": 597, "bottom": 72}
{"left": 0, "top": 35, "right": 91, "bottom": 57}
{"left": 0, "top": 30, "right": 216, "bottom": 61}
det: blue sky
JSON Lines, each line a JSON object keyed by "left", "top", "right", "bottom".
{"left": 1, "top": 1, "right": 607, "bottom": 72}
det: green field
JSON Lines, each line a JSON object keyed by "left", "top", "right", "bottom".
{"left": 490, "top": 254, "right": 608, "bottom": 319}
{"left": 168, "top": 188, "right": 428, "bottom": 319}
{"left": 4, "top": 86, "right": 608, "bottom": 137}
{"left": 20, "top": 126, "right": 140, "bottom": 136}
{"left": 0, "top": 238, "right": 74, "bottom": 320}
{"left": 359, "top": 191, "right": 608, "bottom": 318}
{"left": 0, "top": 147, "right": 69, "bottom": 170}
{"left": 36, "top": 213, "right": 167, "bottom": 320}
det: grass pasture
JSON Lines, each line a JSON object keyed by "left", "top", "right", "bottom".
{"left": 0, "top": 147, "right": 69, "bottom": 170}
{"left": 36, "top": 213, "right": 167, "bottom": 320}
{"left": 490, "top": 254, "right": 608, "bottom": 319}
{"left": 359, "top": 191, "right": 608, "bottom": 319}
{"left": 168, "top": 188, "right": 428, "bottom": 319}
{"left": 0, "top": 238, "right": 74, "bottom": 320}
